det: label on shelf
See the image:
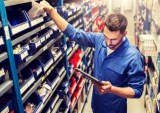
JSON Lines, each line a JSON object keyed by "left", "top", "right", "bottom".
{"left": 45, "top": 33, "right": 50, "bottom": 39}
{"left": 0, "top": 68, "right": 5, "bottom": 77}
{"left": 44, "top": 59, "right": 53, "bottom": 72}
{"left": 31, "top": 17, "right": 44, "bottom": 26}
{"left": 43, "top": 46, "right": 47, "bottom": 51}
{"left": 35, "top": 40, "right": 41, "bottom": 48}
{"left": 57, "top": 51, "right": 62, "bottom": 58}
{"left": 46, "top": 108, "right": 51, "bottom": 113}
{"left": 47, "top": 68, "right": 52, "bottom": 76}
{"left": 59, "top": 67, "right": 65, "bottom": 76}
{"left": 41, "top": 76, "right": 45, "bottom": 81}
{"left": 51, "top": 76, "right": 60, "bottom": 89}
{"left": 36, "top": 67, "right": 42, "bottom": 76}
{"left": 20, "top": 50, "right": 28, "bottom": 60}
{"left": 41, "top": 25, "right": 45, "bottom": 30}
{"left": 1, "top": 106, "right": 9, "bottom": 113}
{"left": 36, "top": 103, "right": 44, "bottom": 113}
{"left": 51, "top": 95, "right": 59, "bottom": 109}
{"left": 43, "top": 91, "right": 51, "bottom": 103}
{"left": 49, "top": 30, "right": 53, "bottom": 35}
{"left": 67, "top": 47, "right": 72, "bottom": 55}
{"left": 40, "top": 36, "right": 45, "bottom": 43}
{"left": 20, "top": 76, "right": 35, "bottom": 94}
{"left": 12, "top": 23, "right": 30, "bottom": 35}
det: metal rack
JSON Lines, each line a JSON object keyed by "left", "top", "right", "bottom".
{"left": 0, "top": 0, "right": 107, "bottom": 112}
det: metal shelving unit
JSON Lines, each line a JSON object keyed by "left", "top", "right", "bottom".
{"left": 0, "top": 80, "right": 13, "bottom": 97}
{"left": 0, "top": 52, "right": 8, "bottom": 63}
{"left": 0, "top": 0, "right": 107, "bottom": 112}
{"left": 17, "top": 33, "right": 63, "bottom": 73}
{"left": 12, "top": 20, "right": 54, "bottom": 46}
{"left": 40, "top": 71, "right": 66, "bottom": 113}
{"left": 22, "top": 53, "right": 65, "bottom": 103}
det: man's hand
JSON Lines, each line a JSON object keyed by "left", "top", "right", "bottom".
{"left": 92, "top": 81, "right": 112, "bottom": 94}
{"left": 40, "top": 1, "right": 53, "bottom": 13}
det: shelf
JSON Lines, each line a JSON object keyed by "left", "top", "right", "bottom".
{"left": 64, "top": 107, "right": 69, "bottom": 113}
{"left": 22, "top": 53, "right": 65, "bottom": 103}
{"left": 77, "top": 24, "right": 83, "bottom": 29}
{"left": 67, "top": 44, "right": 79, "bottom": 60}
{"left": 151, "top": 56, "right": 159, "bottom": 75}
{"left": 51, "top": 99, "right": 63, "bottom": 113}
{"left": 39, "top": 71, "right": 66, "bottom": 113}
{"left": 4, "top": 0, "right": 39, "bottom": 6}
{"left": 12, "top": 20, "right": 54, "bottom": 46}
{"left": 17, "top": 33, "right": 63, "bottom": 73}
{"left": 0, "top": 100, "right": 13, "bottom": 113}
{"left": 83, "top": 0, "right": 91, "bottom": 5}
{"left": 146, "top": 85, "right": 153, "bottom": 113}
{"left": 92, "top": 14, "right": 99, "bottom": 22}
{"left": 0, "top": 52, "right": 8, "bottom": 63}
{"left": 68, "top": 16, "right": 75, "bottom": 23}
{"left": 92, "top": 26, "right": 98, "bottom": 32}
{"left": 70, "top": 74, "right": 82, "bottom": 97}
{"left": 86, "top": 22, "right": 92, "bottom": 29}
{"left": 71, "top": 79, "right": 86, "bottom": 112}
{"left": 22, "top": 78, "right": 42, "bottom": 103}
{"left": 69, "top": 52, "right": 85, "bottom": 79}
{"left": 42, "top": 54, "right": 65, "bottom": 81}
{"left": 0, "top": 80, "right": 13, "bottom": 97}
{"left": 84, "top": 10, "right": 91, "bottom": 16}
{"left": 68, "top": 10, "right": 83, "bottom": 23}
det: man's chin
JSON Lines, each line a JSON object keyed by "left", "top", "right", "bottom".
{"left": 108, "top": 46, "right": 115, "bottom": 49}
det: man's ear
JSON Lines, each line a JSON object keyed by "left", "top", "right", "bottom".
{"left": 123, "top": 31, "right": 127, "bottom": 36}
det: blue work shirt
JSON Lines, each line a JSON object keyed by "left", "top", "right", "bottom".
{"left": 64, "top": 24, "right": 146, "bottom": 113}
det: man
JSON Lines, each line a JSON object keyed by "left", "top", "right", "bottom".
{"left": 39, "top": 1, "right": 146, "bottom": 113}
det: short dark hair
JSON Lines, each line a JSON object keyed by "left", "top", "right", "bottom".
{"left": 105, "top": 13, "right": 128, "bottom": 34}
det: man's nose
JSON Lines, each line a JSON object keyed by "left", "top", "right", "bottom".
{"left": 107, "top": 39, "right": 112, "bottom": 45}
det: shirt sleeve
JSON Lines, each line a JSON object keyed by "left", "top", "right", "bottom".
{"left": 63, "top": 23, "right": 101, "bottom": 47}
{"left": 127, "top": 54, "right": 146, "bottom": 98}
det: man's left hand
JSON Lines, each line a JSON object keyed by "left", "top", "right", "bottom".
{"left": 92, "top": 81, "right": 112, "bottom": 94}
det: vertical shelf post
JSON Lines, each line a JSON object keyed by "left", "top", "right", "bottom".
{"left": 0, "top": 0, "right": 24, "bottom": 113}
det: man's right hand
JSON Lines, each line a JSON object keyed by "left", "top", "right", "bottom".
{"left": 40, "top": 1, "right": 54, "bottom": 14}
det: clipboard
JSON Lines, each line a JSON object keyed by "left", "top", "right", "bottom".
{"left": 75, "top": 68, "right": 104, "bottom": 85}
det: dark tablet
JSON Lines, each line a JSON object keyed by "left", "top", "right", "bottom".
{"left": 75, "top": 68, "right": 104, "bottom": 85}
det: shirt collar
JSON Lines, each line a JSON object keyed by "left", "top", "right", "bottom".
{"left": 101, "top": 37, "right": 130, "bottom": 57}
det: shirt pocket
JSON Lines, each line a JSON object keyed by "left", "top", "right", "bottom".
{"left": 103, "top": 62, "right": 126, "bottom": 85}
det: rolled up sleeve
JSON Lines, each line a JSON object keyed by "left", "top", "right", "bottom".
{"left": 127, "top": 54, "right": 146, "bottom": 98}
